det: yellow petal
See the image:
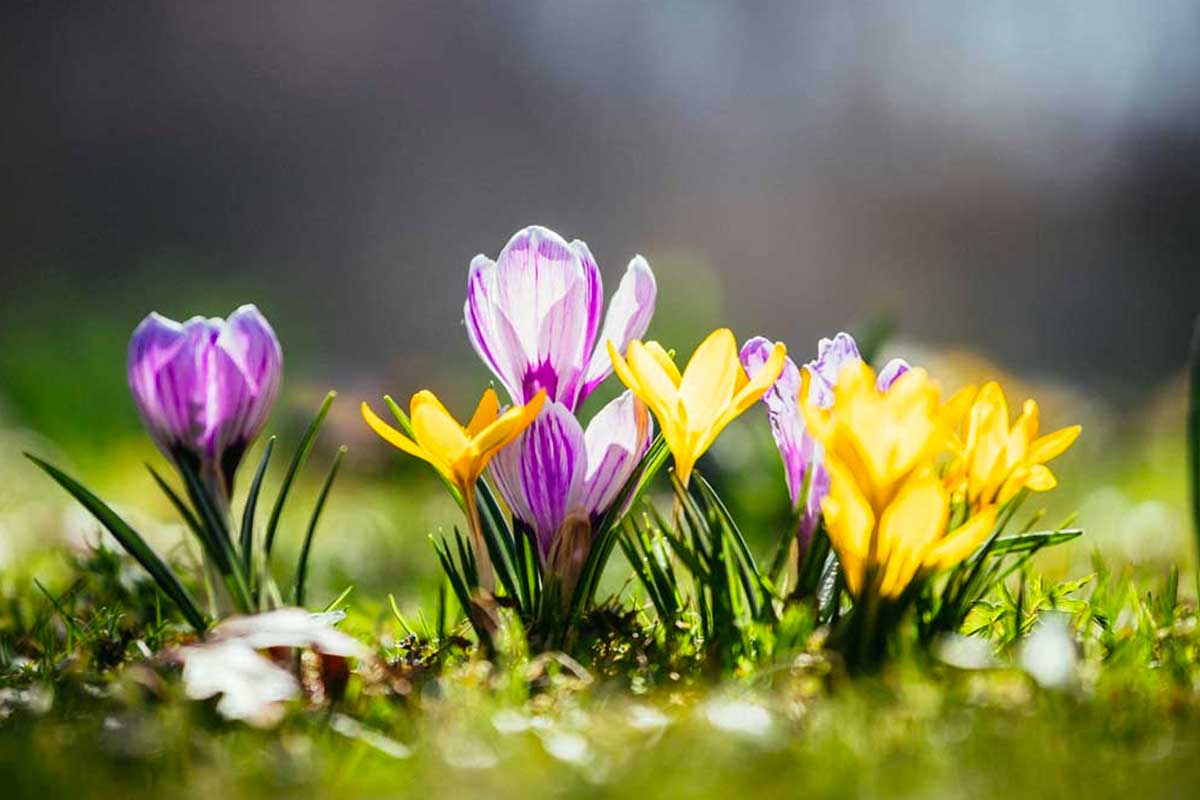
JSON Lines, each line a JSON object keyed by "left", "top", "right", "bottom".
{"left": 678, "top": 328, "right": 740, "bottom": 431}
{"left": 922, "top": 505, "right": 998, "bottom": 572}
{"left": 942, "top": 383, "right": 978, "bottom": 435}
{"left": 1025, "top": 463, "right": 1058, "bottom": 492}
{"left": 875, "top": 467, "right": 948, "bottom": 598}
{"left": 643, "top": 341, "right": 682, "bottom": 385}
{"left": 608, "top": 339, "right": 643, "bottom": 396}
{"left": 821, "top": 460, "right": 875, "bottom": 599}
{"left": 626, "top": 340, "right": 684, "bottom": 423}
{"left": 1004, "top": 399, "right": 1039, "bottom": 470}
{"left": 471, "top": 390, "right": 546, "bottom": 466}
{"left": 1028, "top": 425, "right": 1081, "bottom": 464}
{"left": 730, "top": 341, "right": 786, "bottom": 416}
{"left": 466, "top": 387, "right": 500, "bottom": 436}
{"left": 411, "top": 390, "right": 471, "bottom": 464}
{"left": 361, "top": 401, "right": 453, "bottom": 479}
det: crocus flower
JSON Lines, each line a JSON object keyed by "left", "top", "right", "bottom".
{"left": 361, "top": 387, "right": 545, "bottom": 588}
{"left": 943, "top": 382, "right": 1081, "bottom": 510}
{"left": 740, "top": 332, "right": 909, "bottom": 558}
{"left": 489, "top": 391, "right": 653, "bottom": 600}
{"left": 800, "top": 362, "right": 997, "bottom": 600}
{"left": 128, "top": 305, "right": 282, "bottom": 504}
{"left": 465, "top": 225, "right": 656, "bottom": 411}
{"left": 609, "top": 328, "right": 786, "bottom": 486}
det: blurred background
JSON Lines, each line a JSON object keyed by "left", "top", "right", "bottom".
{"left": 2, "top": 2, "right": 1198, "bottom": 601}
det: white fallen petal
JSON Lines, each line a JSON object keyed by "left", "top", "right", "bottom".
{"left": 179, "top": 639, "right": 298, "bottom": 727}
{"left": 210, "top": 607, "right": 369, "bottom": 657}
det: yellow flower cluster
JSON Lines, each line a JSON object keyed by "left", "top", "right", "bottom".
{"left": 801, "top": 364, "right": 1078, "bottom": 600}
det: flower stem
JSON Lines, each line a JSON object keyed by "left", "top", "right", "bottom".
{"left": 464, "top": 487, "right": 494, "bottom": 592}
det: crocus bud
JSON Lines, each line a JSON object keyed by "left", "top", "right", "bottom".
{"left": 128, "top": 304, "right": 282, "bottom": 502}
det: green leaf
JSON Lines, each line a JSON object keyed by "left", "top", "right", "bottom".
{"left": 986, "top": 528, "right": 1082, "bottom": 557}
{"left": 145, "top": 464, "right": 206, "bottom": 543}
{"left": 293, "top": 446, "right": 347, "bottom": 607}
{"left": 26, "top": 453, "right": 207, "bottom": 633}
{"left": 265, "top": 391, "right": 336, "bottom": 557}
{"left": 240, "top": 436, "right": 276, "bottom": 577}
{"left": 174, "top": 452, "right": 252, "bottom": 610}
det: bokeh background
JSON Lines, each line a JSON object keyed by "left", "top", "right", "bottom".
{"left": 2, "top": 3, "right": 1198, "bottom": 603}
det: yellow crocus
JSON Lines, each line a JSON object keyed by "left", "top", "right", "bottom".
{"left": 608, "top": 328, "right": 786, "bottom": 485}
{"left": 362, "top": 387, "right": 545, "bottom": 588}
{"left": 802, "top": 362, "right": 997, "bottom": 599}
{"left": 944, "top": 382, "right": 1081, "bottom": 510}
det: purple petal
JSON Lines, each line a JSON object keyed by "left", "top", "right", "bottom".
{"left": 741, "top": 337, "right": 808, "bottom": 507}
{"left": 876, "top": 358, "right": 911, "bottom": 392}
{"left": 218, "top": 305, "right": 282, "bottom": 447}
{"left": 804, "top": 332, "right": 862, "bottom": 407}
{"left": 464, "top": 255, "right": 522, "bottom": 402}
{"left": 488, "top": 400, "right": 587, "bottom": 557}
{"left": 580, "top": 391, "right": 653, "bottom": 517}
{"left": 571, "top": 239, "right": 604, "bottom": 379}
{"left": 580, "top": 255, "right": 656, "bottom": 403}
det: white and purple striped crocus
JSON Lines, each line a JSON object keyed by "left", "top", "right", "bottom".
{"left": 465, "top": 225, "right": 656, "bottom": 412}
{"left": 740, "top": 332, "right": 909, "bottom": 566}
{"left": 489, "top": 391, "right": 653, "bottom": 599}
{"left": 128, "top": 304, "right": 282, "bottom": 503}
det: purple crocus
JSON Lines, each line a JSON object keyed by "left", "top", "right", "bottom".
{"left": 740, "top": 332, "right": 909, "bottom": 566}
{"left": 489, "top": 390, "right": 653, "bottom": 598}
{"left": 128, "top": 304, "right": 282, "bottom": 502}
{"left": 465, "top": 225, "right": 656, "bottom": 412}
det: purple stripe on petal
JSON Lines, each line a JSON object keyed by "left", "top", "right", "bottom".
{"left": 580, "top": 391, "right": 653, "bottom": 518}
{"left": 571, "top": 239, "right": 604, "bottom": 375}
{"left": 876, "top": 358, "right": 911, "bottom": 392}
{"left": 579, "top": 255, "right": 656, "bottom": 403}
{"left": 489, "top": 401, "right": 587, "bottom": 557}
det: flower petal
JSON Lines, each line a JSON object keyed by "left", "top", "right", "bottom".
{"left": 679, "top": 328, "right": 741, "bottom": 431}
{"left": 464, "top": 255, "right": 523, "bottom": 402}
{"left": 875, "top": 358, "right": 910, "bottom": 392}
{"left": 362, "top": 402, "right": 451, "bottom": 478}
{"left": 581, "top": 391, "right": 653, "bottom": 517}
{"left": 922, "top": 506, "right": 998, "bottom": 573}
{"left": 466, "top": 388, "right": 500, "bottom": 437}
{"left": 493, "top": 226, "right": 592, "bottom": 406}
{"left": 806, "top": 332, "right": 862, "bottom": 406}
{"left": 876, "top": 467, "right": 949, "bottom": 598}
{"left": 489, "top": 400, "right": 586, "bottom": 555}
{"left": 580, "top": 255, "right": 657, "bottom": 402}
{"left": 1028, "top": 425, "right": 1081, "bottom": 465}
{"left": 410, "top": 390, "right": 471, "bottom": 464}
{"left": 471, "top": 391, "right": 546, "bottom": 464}
{"left": 218, "top": 304, "right": 283, "bottom": 443}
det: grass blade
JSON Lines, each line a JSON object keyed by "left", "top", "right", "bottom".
{"left": 265, "top": 390, "right": 336, "bottom": 557}
{"left": 26, "top": 454, "right": 207, "bottom": 633}
{"left": 293, "top": 446, "right": 347, "bottom": 607}
{"left": 239, "top": 436, "right": 276, "bottom": 576}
